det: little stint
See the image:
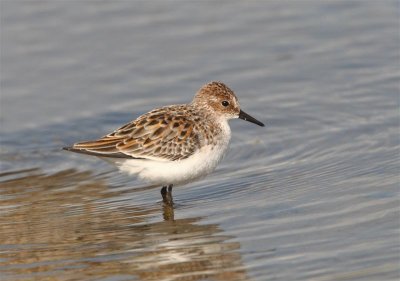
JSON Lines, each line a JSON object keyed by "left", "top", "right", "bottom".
{"left": 64, "top": 81, "right": 264, "bottom": 205}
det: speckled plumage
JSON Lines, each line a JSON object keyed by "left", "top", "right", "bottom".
{"left": 72, "top": 105, "right": 220, "bottom": 161}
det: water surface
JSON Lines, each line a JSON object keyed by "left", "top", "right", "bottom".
{"left": 1, "top": 1, "right": 399, "bottom": 280}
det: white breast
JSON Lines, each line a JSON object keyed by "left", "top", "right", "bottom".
{"left": 118, "top": 119, "right": 231, "bottom": 186}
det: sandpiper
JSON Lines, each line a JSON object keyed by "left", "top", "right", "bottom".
{"left": 64, "top": 81, "right": 264, "bottom": 205}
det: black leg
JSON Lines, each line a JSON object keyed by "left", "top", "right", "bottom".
{"left": 160, "top": 184, "right": 173, "bottom": 206}
{"left": 161, "top": 186, "right": 167, "bottom": 198}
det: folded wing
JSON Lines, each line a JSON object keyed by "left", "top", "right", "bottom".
{"left": 67, "top": 106, "right": 202, "bottom": 161}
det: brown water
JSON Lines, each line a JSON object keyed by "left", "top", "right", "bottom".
{"left": 1, "top": 1, "right": 399, "bottom": 280}
{"left": 1, "top": 169, "right": 247, "bottom": 280}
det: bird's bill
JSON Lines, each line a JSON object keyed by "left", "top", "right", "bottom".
{"left": 238, "top": 110, "right": 265, "bottom": 127}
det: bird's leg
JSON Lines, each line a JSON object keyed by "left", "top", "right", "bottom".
{"left": 161, "top": 184, "right": 173, "bottom": 206}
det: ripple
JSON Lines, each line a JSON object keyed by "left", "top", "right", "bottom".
{"left": 1, "top": 0, "right": 399, "bottom": 280}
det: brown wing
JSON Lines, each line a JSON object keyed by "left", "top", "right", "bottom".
{"left": 68, "top": 105, "right": 203, "bottom": 161}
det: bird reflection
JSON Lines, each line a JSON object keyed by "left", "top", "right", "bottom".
{"left": 162, "top": 203, "right": 175, "bottom": 221}
{"left": 0, "top": 169, "right": 249, "bottom": 281}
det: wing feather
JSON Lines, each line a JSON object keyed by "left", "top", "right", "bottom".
{"left": 69, "top": 105, "right": 209, "bottom": 161}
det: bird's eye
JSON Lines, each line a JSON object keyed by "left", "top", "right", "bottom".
{"left": 221, "top": 101, "right": 229, "bottom": 107}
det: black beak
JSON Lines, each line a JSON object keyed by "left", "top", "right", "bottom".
{"left": 239, "top": 110, "right": 265, "bottom": 127}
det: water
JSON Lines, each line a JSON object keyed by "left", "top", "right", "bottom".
{"left": 1, "top": 1, "right": 399, "bottom": 280}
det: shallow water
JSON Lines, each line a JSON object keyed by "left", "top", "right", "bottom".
{"left": 1, "top": 1, "right": 399, "bottom": 280}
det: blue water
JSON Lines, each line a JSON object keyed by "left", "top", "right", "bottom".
{"left": 1, "top": 1, "right": 399, "bottom": 280}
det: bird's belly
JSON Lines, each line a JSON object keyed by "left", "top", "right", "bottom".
{"left": 118, "top": 144, "right": 228, "bottom": 186}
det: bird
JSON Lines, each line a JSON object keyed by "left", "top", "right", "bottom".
{"left": 63, "top": 81, "right": 264, "bottom": 205}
